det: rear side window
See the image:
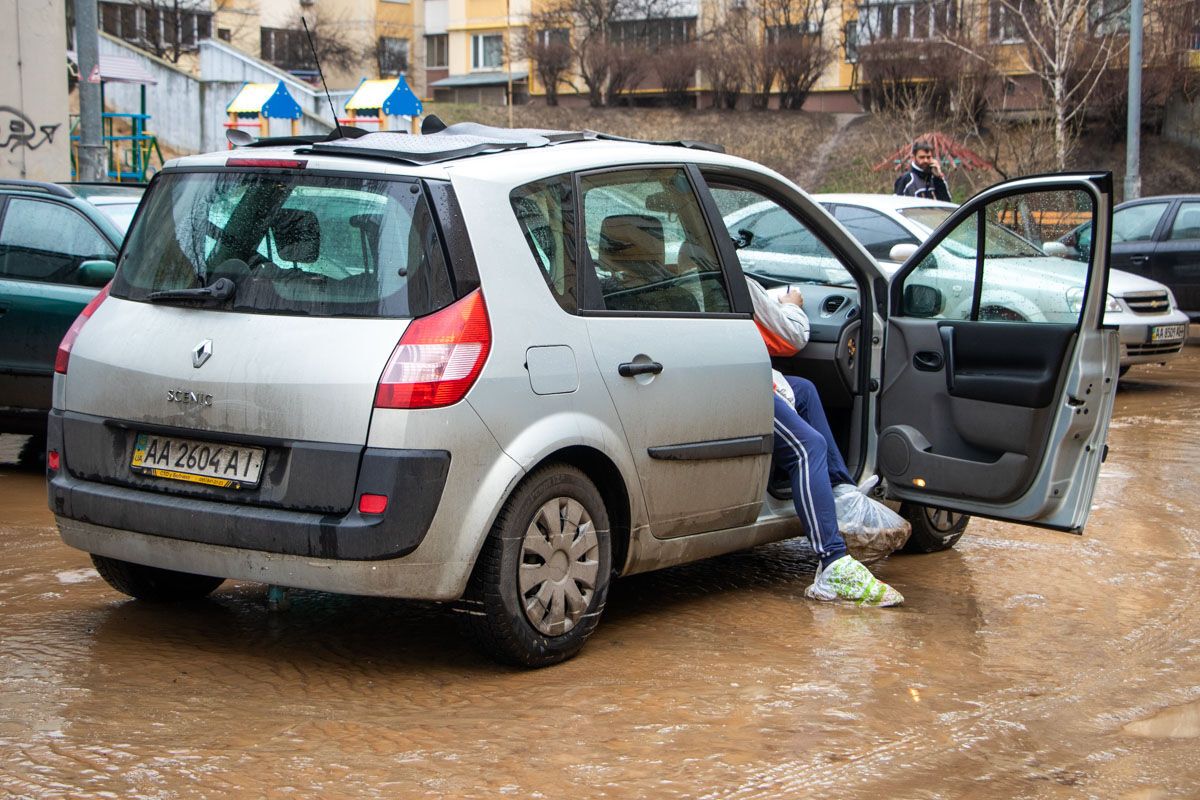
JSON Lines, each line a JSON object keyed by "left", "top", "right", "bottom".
{"left": 1168, "top": 201, "right": 1200, "bottom": 241}
{"left": 0, "top": 198, "right": 115, "bottom": 285}
{"left": 578, "top": 167, "right": 732, "bottom": 314}
{"left": 510, "top": 176, "right": 578, "bottom": 312}
{"left": 112, "top": 171, "right": 454, "bottom": 318}
{"left": 1112, "top": 202, "right": 1168, "bottom": 243}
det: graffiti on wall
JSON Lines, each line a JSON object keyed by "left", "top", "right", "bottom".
{"left": 0, "top": 107, "right": 61, "bottom": 152}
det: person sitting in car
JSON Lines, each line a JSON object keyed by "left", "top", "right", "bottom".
{"left": 748, "top": 279, "right": 904, "bottom": 607}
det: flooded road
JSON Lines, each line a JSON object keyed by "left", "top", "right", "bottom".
{"left": 3, "top": 345, "right": 1200, "bottom": 799}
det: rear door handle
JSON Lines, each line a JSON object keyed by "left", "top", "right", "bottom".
{"left": 618, "top": 361, "right": 663, "bottom": 378}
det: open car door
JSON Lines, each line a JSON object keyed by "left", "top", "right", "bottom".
{"left": 879, "top": 173, "right": 1119, "bottom": 533}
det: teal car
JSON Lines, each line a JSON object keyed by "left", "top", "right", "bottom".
{"left": 0, "top": 180, "right": 140, "bottom": 436}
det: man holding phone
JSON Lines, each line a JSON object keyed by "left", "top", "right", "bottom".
{"left": 894, "top": 141, "right": 951, "bottom": 202}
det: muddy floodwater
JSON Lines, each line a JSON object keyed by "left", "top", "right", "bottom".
{"left": 3, "top": 344, "right": 1200, "bottom": 799}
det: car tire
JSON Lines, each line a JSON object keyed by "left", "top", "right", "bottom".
{"left": 899, "top": 504, "right": 969, "bottom": 553}
{"left": 460, "top": 464, "right": 612, "bottom": 668}
{"left": 91, "top": 554, "right": 225, "bottom": 601}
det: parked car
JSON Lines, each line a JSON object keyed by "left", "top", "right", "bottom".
{"left": 0, "top": 180, "right": 143, "bottom": 436}
{"left": 1059, "top": 194, "right": 1200, "bottom": 322}
{"left": 809, "top": 194, "right": 1189, "bottom": 375}
{"left": 47, "top": 126, "right": 1119, "bottom": 666}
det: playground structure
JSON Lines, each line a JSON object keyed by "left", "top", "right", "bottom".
{"left": 68, "top": 52, "right": 164, "bottom": 183}
{"left": 225, "top": 81, "right": 304, "bottom": 144}
{"left": 338, "top": 77, "right": 423, "bottom": 133}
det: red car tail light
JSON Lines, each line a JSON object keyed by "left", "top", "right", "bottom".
{"left": 55, "top": 283, "right": 111, "bottom": 374}
{"left": 358, "top": 494, "right": 388, "bottom": 514}
{"left": 374, "top": 289, "right": 491, "bottom": 409}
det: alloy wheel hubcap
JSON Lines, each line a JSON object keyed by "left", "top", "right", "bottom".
{"left": 925, "top": 506, "right": 964, "bottom": 534}
{"left": 519, "top": 497, "right": 600, "bottom": 636}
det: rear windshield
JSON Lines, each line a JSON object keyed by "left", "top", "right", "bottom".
{"left": 112, "top": 171, "right": 454, "bottom": 318}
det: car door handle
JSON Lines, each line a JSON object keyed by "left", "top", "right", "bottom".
{"left": 913, "top": 350, "right": 943, "bottom": 371}
{"left": 618, "top": 361, "right": 663, "bottom": 378}
{"left": 1129, "top": 255, "right": 1149, "bottom": 265}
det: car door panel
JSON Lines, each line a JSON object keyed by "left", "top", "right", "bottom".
{"left": 1152, "top": 200, "right": 1200, "bottom": 315}
{"left": 882, "top": 174, "right": 1118, "bottom": 533}
{"left": 575, "top": 165, "right": 773, "bottom": 539}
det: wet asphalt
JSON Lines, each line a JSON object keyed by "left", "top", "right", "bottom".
{"left": 2, "top": 340, "right": 1199, "bottom": 799}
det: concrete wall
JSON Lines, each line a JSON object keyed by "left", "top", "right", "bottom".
{"left": 1164, "top": 95, "right": 1200, "bottom": 150}
{"left": 99, "top": 34, "right": 205, "bottom": 153}
{"left": 1, "top": 0, "right": 71, "bottom": 181}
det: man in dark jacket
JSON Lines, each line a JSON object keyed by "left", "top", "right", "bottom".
{"left": 894, "top": 140, "right": 951, "bottom": 201}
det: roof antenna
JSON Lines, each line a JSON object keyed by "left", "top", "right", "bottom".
{"left": 301, "top": 16, "right": 344, "bottom": 140}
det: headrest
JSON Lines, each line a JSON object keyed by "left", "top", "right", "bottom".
{"left": 272, "top": 208, "right": 321, "bottom": 263}
{"left": 599, "top": 214, "right": 664, "bottom": 266}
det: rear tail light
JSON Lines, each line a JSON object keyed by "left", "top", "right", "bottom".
{"left": 55, "top": 283, "right": 111, "bottom": 374}
{"left": 374, "top": 289, "right": 491, "bottom": 409}
{"left": 358, "top": 494, "right": 388, "bottom": 514}
{"left": 47, "top": 450, "right": 60, "bottom": 472}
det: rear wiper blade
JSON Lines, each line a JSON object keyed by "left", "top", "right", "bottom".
{"left": 147, "top": 277, "right": 236, "bottom": 303}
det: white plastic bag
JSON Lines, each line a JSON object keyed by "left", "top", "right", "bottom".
{"left": 834, "top": 483, "right": 911, "bottom": 565}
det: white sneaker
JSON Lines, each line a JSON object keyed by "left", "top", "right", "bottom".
{"left": 805, "top": 555, "right": 904, "bottom": 607}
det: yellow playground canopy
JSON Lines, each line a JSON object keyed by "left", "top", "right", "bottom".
{"left": 344, "top": 77, "right": 423, "bottom": 117}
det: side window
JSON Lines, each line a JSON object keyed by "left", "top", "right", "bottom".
{"left": 900, "top": 189, "right": 1093, "bottom": 324}
{"left": 509, "top": 175, "right": 577, "bottom": 312}
{"left": 579, "top": 167, "right": 731, "bottom": 314}
{"left": 0, "top": 199, "right": 115, "bottom": 285}
{"left": 708, "top": 185, "right": 853, "bottom": 286}
{"left": 1112, "top": 202, "right": 1169, "bottom": 243}
{"left": 1168, "top": 201, "right": 1200, "bottom": 241}
{"left": 832, "top": 205, "right": 920, "bottom": 261}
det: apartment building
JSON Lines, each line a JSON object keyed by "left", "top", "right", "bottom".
{"left": 91, "top": 0, "right": 1198, "bottom": 108}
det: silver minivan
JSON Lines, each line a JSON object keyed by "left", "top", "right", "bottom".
{"left": 48, "top": 125, "right": 1120, "bottom": 666}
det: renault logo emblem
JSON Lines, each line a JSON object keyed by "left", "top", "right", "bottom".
{"left": 192, "top": 339, "right": 213, "bottom": 369}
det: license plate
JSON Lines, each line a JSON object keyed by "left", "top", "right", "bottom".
{"left": 131, "top": 433, "right": 265, "bottom": 489}
{"left": 1150, "top": 324, "right": 1187, "bottom": 342}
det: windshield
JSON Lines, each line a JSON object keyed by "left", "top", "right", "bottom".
{"left": 112, "top": 171, "right": 453, "bottom": 318}
{"left": 899, "top": 206, "right": 1045, "bottom": 259}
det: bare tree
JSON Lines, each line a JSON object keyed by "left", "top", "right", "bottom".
{"left": 524, "top": 0, "right": 686, "bottom": 108}
{"left": 989, "top": 0, "right": 1127, "bottom": 168}
{"left": 654, "top": 44, "right": 701, "bottom": 107}
{"left": 518, "top": 27, "right": 575, "bottom": 105}
{"left": 700, "top": 19, "right": 748, "bottom": 109}
{"left": 757, "top": 0, "right": 837, "bottom": 111}
{"left": 289, "top": 8, "right": 365, "bottom": 75}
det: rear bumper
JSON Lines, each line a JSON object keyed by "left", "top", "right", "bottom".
{"left": 47, "top": 412, "right": 450, "bottom": 560}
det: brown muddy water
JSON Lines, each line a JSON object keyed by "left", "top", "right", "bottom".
{"left": 3, "top": 345, "right": 1200, "bottom": 799}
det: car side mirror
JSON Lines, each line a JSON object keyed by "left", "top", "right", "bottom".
{"left": 733, "top": 228, "right": 754, "bottom": 250}
{"left": 903, "top": 283, "right": 943, "bottom": 317}
{"left": 889, "top": 243, "right": 919, "bottom": 263}
{"left": 78, "top": 259, "right": 116, "bottom": 287}
{"left": 1041, "top": 241, "right": 1070, "bottom": 258}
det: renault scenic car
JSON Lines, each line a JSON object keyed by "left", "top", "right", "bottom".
{"left": 47, "top": 124, "right": 1120, "bottom": 666}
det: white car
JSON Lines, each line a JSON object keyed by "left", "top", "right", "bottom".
{"left": 812, "top": 194, "right": 1190, "bottom": 375}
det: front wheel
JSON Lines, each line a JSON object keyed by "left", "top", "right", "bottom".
{"left": 460, "top": 464, "right": 612, "bottom": 668}
{"left": 91, "top": 555, "right": 225, "bottom": 601}
{"left": 899, "top": 504, "right": 969, "bottom": 553}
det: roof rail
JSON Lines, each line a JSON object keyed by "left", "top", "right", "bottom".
{"left": 0, "top": 179, "right": 74, "bottom": 198}
{"left": 287, "top": 121, "right": 725, "bottom": 167}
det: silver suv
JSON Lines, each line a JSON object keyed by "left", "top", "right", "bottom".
{"left": 48, "top": 124, "right": 1120, "bottom": 666}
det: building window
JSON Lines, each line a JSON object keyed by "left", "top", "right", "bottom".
{"left": 1088, "top": 0, "right": 1130, "bottom": 34}
{"left": 218, "top": 27, "right": 231, "bottom": 42}
{"left": 608, "top": 17, "right": 695, "bottom": 49}
{"left": 98, "top": 2, "right": 213, "bottom": 54}
{"left": 765, "top": 22, "right": 821, "bottom": 43}
{"left": 859, "top": 0, "right": 955, "bottom": 41}
{"left": 426, "top": 33, "right": 448, "bottom": 67}
{"left": 539, "top": 28, "right": 570, "bottom": 48}
{"left": 845, "top": 20, "right": 859, "bottom": 61}
{"left": 378, "top": 36, "right": 409, "bottom": 76}
{"left": 988, "top": 0, "right": 1026, "bottom": 40}
{"left": 472, "top": 33, "right": 504, "bottom": 70}
{"left": 261, "top": 27, "right": 310, "bottom": 71}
